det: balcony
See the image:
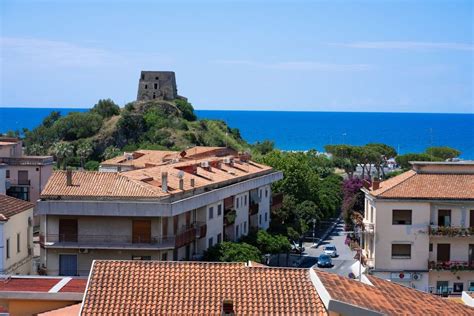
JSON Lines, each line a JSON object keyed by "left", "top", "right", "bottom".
{"left": 249, "top": 203, "right": 259, "bottom": 215}
{"left": 428, "top": 260, "right": 474, "bottom": 271}
{"left": 175, "top": 222, "right": 207, "bottom": 248}
{"left": 40, "top": 233, "right": 176, "bottom": 250}
{"left": 224, "top": 196, "right": 234, "bottom": 210}
{"left": 0, "top": 156, "right": 54, "bottom": 166}
{"left": 363, "top": 222, "right": 375, "bottom": 234}
{"left": 429, "top": 225, "right": 474, "bottom": 238}
{"left": 271, "top": 193, "right": 283, "bottom": 211}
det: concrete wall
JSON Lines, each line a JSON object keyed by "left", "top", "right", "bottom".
{"left": 6, "top": 164, "right": 52, "bottom": 203}
{"left": 372, "top": 200, "right": 431, "bottom": 271}
{"left": 429, "top": 271, "right": 474, "bottom": 294}
{"left": 3, "top": 208, "right": 34, "bottom": 274}
{"left": 0, "top": 166, "right": 5, "bottom": 194}
{"left": 233, "top": 192, "right": 249, "bottom": 240}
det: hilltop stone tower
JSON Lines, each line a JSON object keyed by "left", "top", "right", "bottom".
{"left": 137, "top": 71, "right": 178, "bottom": 101}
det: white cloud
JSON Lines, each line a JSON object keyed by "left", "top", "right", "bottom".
{"left": 214, "top": 60, "right": 371, "bottom": 71}
{"left": 329, "top": 41, "right": 474, "bottom": 51}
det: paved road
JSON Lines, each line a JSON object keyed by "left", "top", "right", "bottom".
{"left": 299, "top": 219, "right": 358, "bottom": 277}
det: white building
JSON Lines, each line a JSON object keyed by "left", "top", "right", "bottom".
{"left": 361, "top": 161, "right": 474, "bottom": 295}
{"left": 0, "top": 195, "right": 34, "bottom": 275}
{"left": 36, "top": 147, "right": 283, "bottom": 276}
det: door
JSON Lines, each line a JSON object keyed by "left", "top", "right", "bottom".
{"left": 59, "top": 219, "right": 78, "bottom": 242}
{"left": 438, "top": 210, "right": 451, "bottom": 226}
{"left": 437, "top": 244, "right": 450, "bottom": 262}
{"left": 470, "top": 210, "right": 474, "bottom": 228}
{"left": 469, "top": 244, "right": 474, "bottom": 266}
{"left": 59, "top": 254, "right": 77, "bottom": 276}
{"left": 132, "top": 220, "right": 151, "bottom": 243}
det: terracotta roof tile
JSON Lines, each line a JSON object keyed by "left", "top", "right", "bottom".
{"left": 81, "top": 261, "right": 327, "bottom": 315}
{"left": 0, "top": 195, "right": 33, "bottom": 221}
{"left": 0, "top": 277, "right": 85, "bottom": 293}
{"left": 315, "top": 270, "right": 474, "bottom": 315}
{"left": 368, "top": 170, "right": 474, "bottom": 200}
{"left": 38, "top": 303, "right": 81, "bottom": 316}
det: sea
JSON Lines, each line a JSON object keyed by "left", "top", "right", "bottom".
{"left": 1, "top": 107, "right": 473, "bottom": 159}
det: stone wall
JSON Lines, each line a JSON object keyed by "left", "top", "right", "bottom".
{"left": 137, "top": 71, "right": 178, "bottom": 101}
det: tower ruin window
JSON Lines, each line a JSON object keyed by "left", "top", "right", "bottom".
{"left": 144, "top": 84, "right": 148, "bottom": 89}
{"left": 155, "top": 77, "right": 159, "bottom": 80}
{"left": 141, "top": 74, "right": 145, "bottom": 80}
{"left": 154, "top": 83, "right": 158, "bottom": 89}
{"left": 153, "top": 93, "right": 156, "bottom": 99}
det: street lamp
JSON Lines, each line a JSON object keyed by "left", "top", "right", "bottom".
{"left": 312, "top": 218, "right": 316, "bottom": 246}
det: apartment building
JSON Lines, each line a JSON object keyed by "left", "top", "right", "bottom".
{"left": 0, "top": 195, "right": 34, "bottom": 275}
{"left": 78, "top": 260, "right": 474, "bottom": 315}
{"left": 361, "top": 161, "right": 474, "bottom": 295}
{"left": 0, "top": 137, "right": 53, "bottom": 203}
{"left": 36, "top": 147, "right": 283, "bottom": 276}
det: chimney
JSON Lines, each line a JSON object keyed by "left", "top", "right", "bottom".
{"left": 372, "top": 178, "right": 381, "bottom": 191}
{"left": 179, "top": 178, "right": 184, "bottom": 190}
{"left": 362, "top": 179, "right": 371, "bottom": 189}
{"left": 222, "top": 299, "right": 234, "bottom": 316}
{"left": 190, "top": 178, "right": 195, "bottom": 187}
{"left": 161, "top": 171, "right": 168, "bottom": 193}
{"left": 66, "top": 169, "right": 73, "bottom": 186}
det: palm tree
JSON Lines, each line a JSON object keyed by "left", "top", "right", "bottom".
{"left": 27, "top": 144, "right": 44, "bottom": 156}
{"left": 49, "top": 142, "right": 74, "bottom": 169}
{"left": 76, "top": 141, "right": 94, "bottom": 169}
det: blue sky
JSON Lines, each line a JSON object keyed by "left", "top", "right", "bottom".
{"left": 1, "top": 0, "right": 473, "bottom": 113}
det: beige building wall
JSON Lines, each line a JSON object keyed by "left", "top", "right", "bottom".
{"left": 6, "top": 164, "right": 53, "bottom": 203}
{"left": 3, "top": 208, "right": 34, "bottom": 274}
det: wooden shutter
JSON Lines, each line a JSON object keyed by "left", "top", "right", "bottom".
{"left": 132, "top": 220, "right": 151, "bottom": 243}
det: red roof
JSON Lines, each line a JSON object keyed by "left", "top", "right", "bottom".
{"left": 0, "top": 276, "right": 86, "bottom": 293}
{"left": 0, "top": 195, "right": 33, "bottom": 221}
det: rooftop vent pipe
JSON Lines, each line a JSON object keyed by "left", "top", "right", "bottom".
{"left": 161, "top": 171, "right": 168, "bottom": 193}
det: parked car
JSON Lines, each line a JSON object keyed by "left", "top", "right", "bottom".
{"left": 317, "top": 254, "right": 333, "bottom": 268}
{"left": 323, "top": 245, "right": 338, "bottom": 257}
{"left": 290, "top": 241, "right": 305, "bottom": 254}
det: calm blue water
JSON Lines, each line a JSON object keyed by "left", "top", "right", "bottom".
{"left": 1, "top": 107, "right": 473, "bottom": 158}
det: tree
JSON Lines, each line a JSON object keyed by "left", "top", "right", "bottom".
{"left": 54, "top": 112, "right": 103, "bottom": 141}
{"left": 364, "top": 143, "right": 397, "bottom": 178}
{"left": 91, "top": 99, "right": 120, "bottom": 118}
{"left": 175, "top": 99, "right": 197, "bottom": 121}
{"left": 76, "top": 141, "right": 94, "bottom": 168}
{"left": 254, "top": 140, "right": 275, "bottom": 155}
{"left": 103, "top": 146, "right": 121, "bottom": 160}
{"left": 26, "top": 144, "right": 45, "bottom": 156}
{"left": 84, "top": 160, "right": 100, "bottom": 171}
{"left": 255, "top": 230, "right": 291, "bottom": 254}
{"left": 42, "top": 111, "right": 61, "bottom": 128}
{"left": 395, "top": 153, "right": 441, "bottom": 169}
{"left": 426, "top": 146, "right": 461, "bottom": 160}
{"left": 202, "top": 242, "right": 261, "bottom": 262}
{"left": 49, "top": 142, "right": 74, "bottom": 169}
{"left": 325, "top": 145, "right": 359, "bottom": 178}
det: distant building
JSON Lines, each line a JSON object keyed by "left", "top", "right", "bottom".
{"left": 0, "top": 195, "right": 34, "bottom": 275}
{"left": 361, "top": 161, "right": 474, "bottom": 295}
{"left": 79, "top": 260, "right": 474, "bottom": 315}
{"left": 0, "top": 275, "right": 86, "bottom": 315}
{"left": 136, "top": 71, "right": 178, "bottom": 101}
{"left": 0, "top": 137, "right": 53, "bottom": 203}
{"left": 37, "top": 147, "right": 283, "bottom": 276}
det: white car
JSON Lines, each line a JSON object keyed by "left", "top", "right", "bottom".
{"left": 323, "top": 245, "right": 338, "bottom": 257}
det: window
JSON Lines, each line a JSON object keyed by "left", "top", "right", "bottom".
{"left": 436, "top": 281, "right": 449, "bottom": 294}
{"left": 5, "top": 170, "right": 9, "bottom": 178}
{"left": 6, "top": 186, "right": 29, "bottom": 201}
{"left": 244, "top": 195, "right": 247, "bottom": 206}
{"left": 144, "top": 84, "right": 148, "bottom": 89}
{"left": 392, "top": 210, "right": 412, "bottom": 225}
{"left": 244, "top": 221, "right": 247, "bottom": 234}
{"left": 154, "top": 83, "right": 158, "bottom": 89}
{"left": 438, "top": 209, "right": 451, "bottom": 226}
{"left": 217, "top": 204, "right": 222, "bottom": 216}
{"left": 155, "top": 76, "right": 159, "bottom": 80}
{"left": 236, "top": 198, "right": 239, "bottom": 208}
{"left": 429, "top": 243, "right": 433, "bottom": 252}
{"left": 453, "top": 282, "right": 464, "bottom": 293}
{"left": 259, "top": 189, "right": 262, "bottom": 198}
{"left": 6, "top": 239, "right": 10, "bottom": 259}
{"left": 265, "top": 189, "right": 268, "bottom": 198}
{"left": 208, "top": 237, "right": 213, "bottom": 248}
{"left": 391, "top": 244, "right": 411, "bottom": 259}
{"left": 469, "top": 281, "right": 474, "bottom": 291}
{"left": 259, "top": 214, "right": 262, "bottom": 225}
{"left": 236, "top": 226, "right": 239, "bottom": 238}
{"left": 16, "top": 233, "right": 20, "bottom": 253}
{"left": 209, "top": 207, "right": 214, "bottom": 219}
{"left": 217, "top": 233, "right": 222, "bottom": 244}
{"left": 470, "top": 210, "right": 474, "bottom": 228}
{"left": 161, "top": 253, "right": 168, "bottom": 261}
{"left": 132, "top": 256, "right": 151, "bottom": 261}
{"left": 265, "top": 212, "right": 268, "bottom": 222}
{"left": 18, "top": 170, "right": 29, "bottom": 185}
{"left": 370, "top": 206, "right": 374, "bottom": 222}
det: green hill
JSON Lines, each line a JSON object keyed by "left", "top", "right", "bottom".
{"left": 22, "top": 98, "right": 250, "bottom": 168}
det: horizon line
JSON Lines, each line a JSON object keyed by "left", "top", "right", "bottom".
{"left": 0, "top": 106, "right": 473, "bottom": 115}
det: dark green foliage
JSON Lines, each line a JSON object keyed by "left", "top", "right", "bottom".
{"left": 84, "top": 160, "right": 100, "bottom": 171}
{"left": 202, "top": 242, "right": 261, "bottom": 262}
{"left": 91, "top": 99, "right": 120, "bottom": 118}
{"left": 426, "top": 146, "right": 461, "bottom": 160}
{"left": 395, "top": 153, "right": 442, "bottom": 169}
{"left": 175, "top": 99, "right": 197, "bottom": 121}
{"left": 240, "top": 230, "right": 291, "bottom": 255}
{"left": 42, "top": 111, "right": 61, "bottom": 128}
{"left": 116, "top": 112, "right": 146, "bottom": 145}
{"left": 253, "top": 140, "right": 275, "bottom": 155}
{"left": 53, "top": 112, "right": 103, "bottom": 141}
{"left": 103, "top": 146, "right": 121, "bottom": 160}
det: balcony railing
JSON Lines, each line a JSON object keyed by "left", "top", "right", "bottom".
{"left": 428, "top": 260, "right": 474, "bottom": 271}
{"left": 0, "top": 156, "right": 54, "bottom": 166}
{"left": 429, "top": 225, "right": 474, "bottom": 237}
{"left": 175, "top": 222, "right": 207, "bottom": 248}
{"left": 363, "top": 222, "right": 375, "bottom": 234}
{"left": 40, "top": 233, "right": 176, "bottom": 249}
